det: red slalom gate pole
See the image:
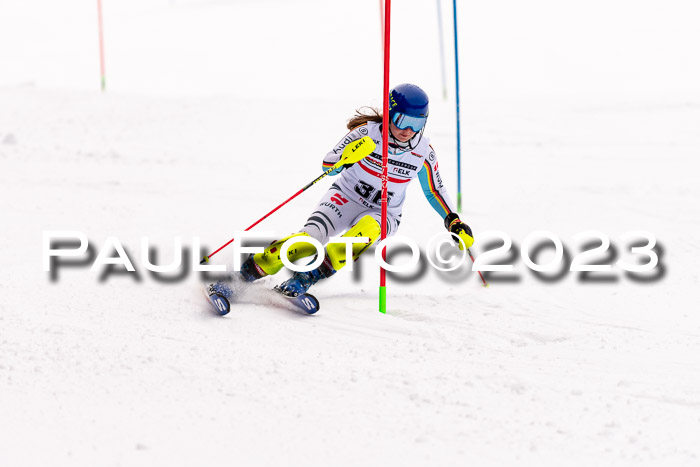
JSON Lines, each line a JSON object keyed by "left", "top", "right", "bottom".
{"left": 96, "top": 0, "right": 106, "bottom": 91}
{"left": 379, "top": 0, "right": 391, "bottom": 314}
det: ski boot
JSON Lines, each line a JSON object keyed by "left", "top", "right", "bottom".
{"left": 239, "top": 253, "right": 267, "bottom": 282}
{"left": 274, "top": 257, "right": 336, "bottom": 297}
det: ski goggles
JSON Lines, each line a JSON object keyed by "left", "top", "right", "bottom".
{"left": 391, "top": 112, "right": 427, "bottom": 132}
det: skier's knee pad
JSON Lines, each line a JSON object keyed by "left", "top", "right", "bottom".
{"left": 326, "top": 215, "right": 381, "bottom": 271}
{"left": 253, "top": 232, "right": 319, "bottom": 276}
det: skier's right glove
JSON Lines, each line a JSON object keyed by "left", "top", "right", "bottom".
{"left": 338, "top": 136, "right": 375, "bottom": 167}
{"left": 444, "top": 212, "right": 474, "bottom": 250}
{"left": 325, "top": 137, "right": 375, "bottom": 175}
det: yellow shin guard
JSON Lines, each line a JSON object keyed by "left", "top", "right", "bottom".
{"left": 326, "top": 215, "right": 381, "bottom": 271}
{"left": 253, "top": 232, "right": 318, "bottom": 276}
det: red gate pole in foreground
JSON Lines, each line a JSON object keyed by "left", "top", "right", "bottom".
{"left": 97, "top": 0, "right": 107, "bottom": 91}
{"left": 379, "top": 0, "right": 391, "bottom": 314}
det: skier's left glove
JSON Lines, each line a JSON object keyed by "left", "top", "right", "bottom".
{"left": 444, "top": 212, "right": 474, "bottom": 250}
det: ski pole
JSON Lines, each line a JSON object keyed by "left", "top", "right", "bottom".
{"left": 467, "top": 248, "right": 489, "bottom": 287}
{"left": 200, "top": 136, "right": 376, "bottom": 264}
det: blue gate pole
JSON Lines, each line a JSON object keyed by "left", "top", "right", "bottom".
{"left": 452, "top": 0, "right": 462, "bottom": 213}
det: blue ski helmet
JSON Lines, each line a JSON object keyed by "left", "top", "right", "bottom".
{"left": 389, "top": 83, "right": 429, "bottom": 133}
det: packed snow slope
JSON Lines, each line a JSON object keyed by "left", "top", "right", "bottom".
{"left": 2, "top": 0, "right": 700, "bottom": 466}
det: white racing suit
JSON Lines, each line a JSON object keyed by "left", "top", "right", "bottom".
{"left": 301, "top": 121, "right": 457, "bottom": 244}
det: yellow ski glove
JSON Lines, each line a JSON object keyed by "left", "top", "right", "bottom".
{"left": 444, "top": 212, "right": 474, "bottom": 250}
{"left": 336, "top": 136, "right": 375, "bottom": 169}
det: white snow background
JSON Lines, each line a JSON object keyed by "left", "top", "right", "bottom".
{"left": 1, "top": 0, "right": 700, "bottom": 465}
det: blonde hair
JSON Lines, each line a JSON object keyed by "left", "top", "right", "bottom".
{"left": 347, "top": 106, "right": 383, "bottom": 130}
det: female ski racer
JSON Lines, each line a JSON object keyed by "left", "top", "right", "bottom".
{"left": 210, "top": 83, "right": 474, "bottom": 303}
